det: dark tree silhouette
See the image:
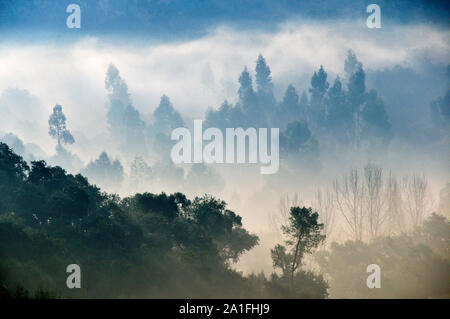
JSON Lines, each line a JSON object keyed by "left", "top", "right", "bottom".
{"left": 271, "top": 206, "right": 325, "bottom": 287}
{"left": 309, "top": 65, "right": 329, "bottom": 129}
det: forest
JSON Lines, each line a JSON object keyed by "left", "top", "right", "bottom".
{"left": 0, "top": 4, "right": 449, "bottom": 297}
{"left": 0, "top": 140, "right": 449, "bottom": 298}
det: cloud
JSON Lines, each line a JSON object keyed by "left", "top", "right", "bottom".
{"left": 0, "top": 20, "right": 448, "bottom": 161}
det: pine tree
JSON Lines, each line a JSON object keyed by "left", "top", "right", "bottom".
{"left": 237, "top": 67, "right": 262, "bottom": 127}
{"left": 255, "top": 54, "right": 276, "bottom": 118}
{"left": 347, "top": 64, "right": 366, "bottom": 149}
{"left": 361, "top": 89, "right": 393, "bottom": 148}
{"left": 105, "top": 64, "right": 147, "bottom": 155}
{"left": 278, "top": 84, "right": 301, "bottom": 129}
{"left": 344, "top": 49, "right": 362, "bottom": 79}
{"left": 153, "top": 95, "right": 184, "bottom": 134}
{"left": 238, "top": 67, "right": 256, "bottom": 105}
{"left": 326, "top": 76, "right": 352, "bottom": 143}
{"left": 309, "top": 65, "right": 329, "bottom": 129}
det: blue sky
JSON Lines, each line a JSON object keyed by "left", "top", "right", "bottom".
{"left": 0, "top": 0, "right": 449, "bottom": 42}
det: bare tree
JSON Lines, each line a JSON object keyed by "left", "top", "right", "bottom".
{"left": 403, "top": 175, "right": 433, "bottom": 228}
{"left": 312, "top": 187, "right": 336, "bottom": 245}
{"left": 364, "top": 163, "right": 385, "bottom": 239}
{"left": 385, "top": 171, "right": 405, "bottom": 235}
{"left": 333, "top": 168, "right": 365, "bottom": 241}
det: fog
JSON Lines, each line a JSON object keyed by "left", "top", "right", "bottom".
{"left": 1, "top": 21, "right": 448, "bottom": 153}
{"left": 1, "top": 15, "right": 449, "bottom": 298}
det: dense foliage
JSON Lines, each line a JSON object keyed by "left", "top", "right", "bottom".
{"left": 0, "top": 142, "right": 327, "bottom": 298}
{"left": 316, "top": 213, "right": 450, "bottom": 298}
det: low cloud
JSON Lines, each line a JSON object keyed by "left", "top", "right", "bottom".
{"left": 0, "top": 20, "right": 448, "bottom": 160}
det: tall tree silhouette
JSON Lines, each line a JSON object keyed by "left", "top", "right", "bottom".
{"left": 344, "top": 49, "right": 362, "bottom": 79}
{"left": 271, "top": 206, "right": 325, "bottom": 288}
{"left": 237, "top": 67, "right": 262, "bottom": 127}
{"left": 153, "top": 95, "right": 184, "bottom": 134}
{"left": 347, "top": 64, "right": 366, "bottom": 149}
{"left": 277, "top": 84, "right": 302, "bottom": 129}
{"left": 309, "top": 65, "right": 329, "bottom": 130}
{"left": 48, "top": 104, "right": 74, "bottom": 149}
{"left": 326, "top": 76, "right": 352, "bottom": 145}
{"left": 361, "top": 89, "right": 393, "bottom": 149}
{"left": 105, "top": 64, "right": 146, "bottom": 156}
{"left": 255, "top": 54, "right": 276, "bottom": 121}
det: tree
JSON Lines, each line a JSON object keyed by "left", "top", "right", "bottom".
{"left": 344, "top": 49, "right": 362, "bottom": 79}
{"left": 271, "top": 206, "right": 325, "bottom": 287}
{"left": 333, "top": 168, "right": 365, "bottom": 241}
{"left": 0, "top": 133, "right": 25, "bottom": 157}
{"left": 82, "top": 152, "right": 124, "bottom": 191}
{"left": 326, "top": 76, "right": 352, "bottom": 145}
{"left": 237, "top": 67, "right": 263, "bottom": 127}
{"left": 438, "top": 183, "right": 450, "bottom": 218}
{"left": 105, "top": 64, "right": 146, "bottom": 155}
{"left": 347, "top": 64, "right": 366, "bottom": 149}
{"left": 48, "top": 104, "right": 74, "bottom": 148}
{"left": 317, "top": 214, "right": 450, "bottom": 298}
{"left": 310, "top": 66, "right": 329, "bottom": 103}
{"left": 255, "top": 54, "right": 274, "bottom": 94}
{"left": 312, "top": 188, "right": 336, "bottom": 246}
{"left": 255, "top": 54, "right": 276, "bottom": 118}
{"left": 0, "top": 144, "right": 269, "bottom": 298}
{"left": 402, "top": 175, "right": 433, "bottom": 228}
{"left": 0, "top": 142, "right": 29, "bottom": 186}
{"left": 153, "top": 95, "right": 184, "bottom": 134}
{"left": 238, "top": 67, "right": 256, "bottom": 106}
{"left": 277, "top": 85, "right": 302, "bottom": 129}
{"left": 415, "top": 213, "right": 450, "bottom": 258}
{"left": 279, "top": 120, "right": 320, "bottom": 171}
{"left": 186, "top": 195, "right": 259, "bottom": 263}
{"left": 204, "top": 100, "right": 233, "bottom": 130}
{"left": 299, "top": 91, "right": 309, "bottom": 119}
{"left": 129, "top": 156, "right": 152, "bottom": 192}
{"left": 364, "top": 163, "right": 385, "bottom": 239}
{"left": 385, "top": 171, "right": 405, "bottom": 235}
{"left": 361, "top": 89, "right": 393, "bottom": 149}
{"left": 280, "top": 121, "right": 312, "bottom": 152}
{"left": 308, "top": 65, "right": 329, "bottom": 129}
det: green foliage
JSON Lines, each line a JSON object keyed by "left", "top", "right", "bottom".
{"left": 316, "top": 213, "right": 450, "bottom": 298}
{"left": 271, "top": 206, "right": 326, "bottom": 295}
{"left": 0, "top": 142, "right": 267, "bottom": 298}
{"left": 0, "top": 143, "right": 331, "bottom": 298}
